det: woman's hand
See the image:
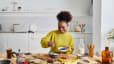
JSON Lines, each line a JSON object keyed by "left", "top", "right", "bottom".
{"left": 66, "top": 46, "right": 71, "bottom": 51}
{"left": 48, "top": 41, "right": 55, "bottom": 47}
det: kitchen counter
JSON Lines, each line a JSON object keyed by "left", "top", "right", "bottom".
{"left": 0, "top": 53, "right": 102, "bottom": 64}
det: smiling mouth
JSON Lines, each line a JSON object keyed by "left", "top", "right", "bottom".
{"left": 60, "top": 31, "right": 64, "bottom": 33}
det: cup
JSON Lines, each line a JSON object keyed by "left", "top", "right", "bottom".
{"left": 88, "top": 44, "right": 95, "bottom": 57}
{"left": 6, "top": 48, "right": 12, "bottom": 59}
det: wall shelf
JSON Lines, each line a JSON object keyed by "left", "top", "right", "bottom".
{"left": 0, "top": 11, "right": 92, "bottom": 17}
{"left": 69, "top": 32, "right": 92, "bottom": 34}
{"left": 0, "top": 31, "right": 34, "bottom": 33}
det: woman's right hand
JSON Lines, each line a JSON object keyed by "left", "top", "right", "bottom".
{"left": 48, "top": 41, "right": 55, "bottom": 47}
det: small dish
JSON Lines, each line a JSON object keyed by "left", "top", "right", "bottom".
{"left": 58, "top": 47, "right": 68, "bottom": 52}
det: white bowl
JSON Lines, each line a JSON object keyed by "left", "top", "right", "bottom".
{"left": 58, "top": 47, "right": 68, "bottom": 52}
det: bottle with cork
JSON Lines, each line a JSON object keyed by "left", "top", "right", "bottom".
{"left": 102, "top": 46, "right": 113, "bottom": 64}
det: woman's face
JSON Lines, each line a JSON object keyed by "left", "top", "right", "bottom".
{"left": 58, "top": 21, "right": 68, "bottom": 33}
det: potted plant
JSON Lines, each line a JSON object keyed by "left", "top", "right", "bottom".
{"left": 107, "top": 29, "right": 114, "bottom": 41}
{"left": 107, "top": 29, "right": 114, "bottom": 55}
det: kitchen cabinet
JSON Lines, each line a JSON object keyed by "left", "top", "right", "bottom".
{"left": 70, "top": 32, "right": 92, "bottom": 53}
{"left": 29, "top": 32, "right": 92, "bottom": 53}
{"left": 0, "top": 34, "right": 7, "bottom": 53}
{"left": 29, "top": 38, "right": 50, "bottom": 53}
{"left": 0, "top": 32, "right": 92, "bottom": 53}
{"left": 7, "top": 33, "right": 29, "bottom": 52}
{"left": 29, "top": 32, "right": 50, "bottom": 53}
{"left": 84, "top": 33, "right": 93, "bottom": 52}
{"left": 73, "top": 38, "right": 80, "bottom": 53}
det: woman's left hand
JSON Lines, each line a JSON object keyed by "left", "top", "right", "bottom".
{"left": 66, "top": 46, "right": 71, "bottom": 51}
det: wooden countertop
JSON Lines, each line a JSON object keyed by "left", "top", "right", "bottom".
{"left": 0, "top": 53, "right": 102, "bottom": 64}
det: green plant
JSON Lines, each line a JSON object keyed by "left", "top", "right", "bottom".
{"left": 107, "top": 29, "right": 114, "bottom": 40}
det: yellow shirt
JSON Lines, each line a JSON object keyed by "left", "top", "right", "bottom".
{"left": 40, "top": 30, "right": 74, "bottom": 54}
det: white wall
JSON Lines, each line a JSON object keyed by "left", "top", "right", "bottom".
{"left": 101, "top": 0, "right": 114, "bottom": 50}
{"left": 72, "top": 16, "right": 93, "bottom": 33}
{"left": 0, "top": 16, "right": 58, "bottom": 32}
{"left": 0, "top": 0, "right": 93, "bottom": 32}
{"left": 93, "top": 0, "right": 101, "bottom": 54}
{"left": 101, "top": 0, "right": 114, "bottom": 33}
{"left": 0, "top": 0, "right": 93, "bottom": 53}
{"left": 0, "top": 15, "right": 92, "bottom": 33}
{"left": 0, "top": 0, "right": 92, "bottom": 16}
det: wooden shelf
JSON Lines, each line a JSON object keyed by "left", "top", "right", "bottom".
{"left": 69, "top": 32, "right": 92, "bottom": 34}
{"left": 0, "top": 11, "right": 92, "bottom": 17}
{"left": 0, "top": 10, "right": 59, "bottom": 16}
{"left": 0, "top": 31, "right": 34, "bottom": 33}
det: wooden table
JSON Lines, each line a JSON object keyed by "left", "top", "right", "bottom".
{"left": 0, "top": 53, "right": 102, "bottom": 64}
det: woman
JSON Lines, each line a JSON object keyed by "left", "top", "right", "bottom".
{"left": 40, "top": 11, "right": 74, "bottom": 54}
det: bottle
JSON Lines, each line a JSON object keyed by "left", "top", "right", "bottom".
{"left": 78, "top": 39, "right": 85, "bottom": 55}
{"left": 74, "top": 21, "right": 81, "bottom": 32}
{"left": 102, "top": 47, "right": 113, "bottom": 64}
{"left": 17, "top": 49, "right": 23, "bottom": 64}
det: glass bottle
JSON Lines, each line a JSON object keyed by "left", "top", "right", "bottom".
{"left": 102, "top": 47, "right": 113, "bottom": 64}
{"left": 74, "top": 21, "right": 81, "bottom": 32}
{"left": 78, "top": 39, "right": 85, "bottom": 55}
{"left": 17, "top": 49, "right": 23, "bottom": 64}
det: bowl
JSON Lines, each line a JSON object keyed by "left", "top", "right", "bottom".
{"left": 0, "top": 59, "right": 11, "bottom": 64}
{"left": 49, "top": 52, "right": 60, "bottom": 58}
{"left": 58, "top": 47, "right": 68, "bottom": 52}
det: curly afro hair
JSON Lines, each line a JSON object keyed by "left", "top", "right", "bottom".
{"left": 57, "top": 11, "right": 72, "bottom": 23}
